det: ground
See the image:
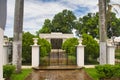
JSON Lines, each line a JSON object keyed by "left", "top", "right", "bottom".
{"left": 25, "top": 66, "right": 93, "bottom": 80}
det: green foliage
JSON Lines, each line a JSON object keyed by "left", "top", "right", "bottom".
{"left": 36, "top": 9, "right": 76, "bottom": 34}
{"left": 95, "top": 64, "right": 114, "bottom": 79}
{"left": 76, "top": 13, "right": 99, "bottom": 38}
{"left": 36, "top": 19, "right": 52, "bottom": 36}
{"left": 3, "top": 64, "right": 15, "bottom": 79}
{"left": 22, "top": 32, "right": 51, "bottom": 64}
{"left": 38, "top": 38, "right": 51, "bottom": 57}
{"left": 62, "top": 38, "right": 79, "bottom": 56}
{"left": 95, "top": 64, "right": 120, "bottom": 79}
{"left": 22, "top": 32, "right": 35, "bottom": 64}
{"left": 37, "top": 10, "right": 120, "bottom": 38}
{"left": 52, "top": 9, "right": 76, "bottom": 33}
{"left": 82, "top": 34, "right": 99, "bottom": 64}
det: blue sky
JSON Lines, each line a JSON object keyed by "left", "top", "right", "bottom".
{"left": 4, "top": 0, "right": 120, "bottom": 37}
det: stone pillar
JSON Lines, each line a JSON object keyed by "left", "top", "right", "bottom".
{"left": 76, "top": 44, "right": 85, "bottom": 67}
{"left": 107, "top": 45, "right": 115, "bottom": 65}
{"left": 31, "top": 38, "right": 40, "bottom": 67}
{"left": 0, "top": 29, "right": 4, "bottom": 80}
{"left": 3, "top": 45, "right": 8, "bottom": 65}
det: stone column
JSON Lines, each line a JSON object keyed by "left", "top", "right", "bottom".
{"left": 76, "top": 44, "right": 85, "bottom": 67}
{"left": 0, "top": 29, "right": 4, "bottom": 80}
{"left": 31, "top": 38, "right": 40, "bottom": 67}
{"left": 107, "top": 45, "right": 115, "bottom": 65}
{"left": 3, "top": 44, "right": 9, "bottom": 65}
{"left": 0, "top": 0, "right": 7, "bottom": 79}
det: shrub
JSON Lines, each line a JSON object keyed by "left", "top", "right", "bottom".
{"left": 62, "top": 38, "right": 79, "bottom": 56}
{"left": 22, "top": 32, "right": 51, "bottom": 64}
{"left": 82, "top": 33, "right": 99, "bottom": 64}
{"left": 95, "top": 64, "right": 120, "bottom": 79}
{"left": 22, "top": 32, "right": 35, "bottom": 64}
{"left": 38, "top": 38, "right": 51, "bottom": 57}
{"left": 3, "top": 64, "right": 15, "bottom": 80}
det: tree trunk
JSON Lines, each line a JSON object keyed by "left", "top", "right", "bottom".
{"left": 99, "top": 0, "right": 107, "bottom": 64}
{"left": 0, "top": 0, "right": 7, "bottom": 79}
{"left": 12, "top": 0, "right": 24, "bottom": 73}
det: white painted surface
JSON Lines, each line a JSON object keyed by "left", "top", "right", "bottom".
{"left": 3, "top": 45, "right": 8, "bottom": 65}
{"left": 32, "top": 45, "right": 40, "bottom": 67}
{"left": 0, "top": 0, "right": 7, "bottom": 79}
{"left": 100, "top": 42, "right": 107, "bottom": 64}
{"left": 40, "top": 33, "right": 74, "bottom": 39}
{"left": 0, "top": 28, "right": 4, "bottom": 80}
{"left": 12, "top": 41, "right": 22, "bottom": 65}
{"left": 77, "top": 45, "right": 85, "bottom": 67}
{"left": 107, "top": 45, "right": 115, "bottom": 65}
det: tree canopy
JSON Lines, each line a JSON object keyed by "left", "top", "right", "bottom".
{"left": 36, "top": 9, "right": 76, "bottom": 35}
{"left": 37, "top": 9, "right": 120, "bottom": 38}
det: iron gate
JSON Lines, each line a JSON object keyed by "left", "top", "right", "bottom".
{"left": 39, "top": 47, "right": 77, "bottom": 66}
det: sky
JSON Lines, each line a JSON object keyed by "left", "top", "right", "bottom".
{"left": 4, "top": 0, "right": 120, "bottom": 37}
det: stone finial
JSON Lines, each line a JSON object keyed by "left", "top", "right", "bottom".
{"left": 79, "top": 38, "right": 82, "bottom": 45}
{"left": 33, "top": 38, "right": 38, "bottom": 45}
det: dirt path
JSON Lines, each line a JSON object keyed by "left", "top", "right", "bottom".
{"left": 25, "top": 68, "right": 93, "bottom": 80}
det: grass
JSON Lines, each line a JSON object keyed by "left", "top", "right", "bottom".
{"left": 11, "top": 69, "right": 32, "bottom": 80}
{"left": 85, "top": 68, "right": 99, "bottom": 80}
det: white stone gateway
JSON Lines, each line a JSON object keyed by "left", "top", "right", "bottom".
{"left": 39, "top": 32, "right": 74, "bottom": 43}
{"left": 40, "top": 32, "right": 74, "bottom": 49}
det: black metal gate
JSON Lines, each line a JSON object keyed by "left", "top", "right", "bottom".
{"left": 39, "top": 47, "right": 77, "bottom": 66}
{"left": 51, "top": 39, "right": 63, "bottom": 49}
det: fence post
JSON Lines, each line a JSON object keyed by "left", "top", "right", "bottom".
{"left": 76, "top": 44, "right": 85, "bottom": 67}
{"left": 107, "top": 45, "right": 115, "bottom": 65}
{"left": 31, "top": 38, "right": 40, "bottom": 67}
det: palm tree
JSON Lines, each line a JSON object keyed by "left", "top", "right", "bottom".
{"left": 0, "top": 0, "right": 7, "bottom": 79}
{"left": 99, "top": 0, "right": 107, "bottom": 64}
{"left": 106, "top": 0, "right": 120, "bottom": 44}
{"left": 12, "top": 0, "right": 24, "bottom": 73}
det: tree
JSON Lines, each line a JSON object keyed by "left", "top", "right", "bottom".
{"left": 37, "top": 9, "right": 77, "bottom": 34}
{"left": 82, "top": 34, "right": 99, "bottom": 64}
{"left": 76, "top": 13, "right": 99, "bottom": 38}
{"left": 52, "top": 9, "right": 76, "bottom": 33}
{"left": 107, "top": 12, "right": 120, "bottom": 38}
{"left": 36, "top": 19, "right": 52, "bottom": 36}
{"left": 12, "top": 0, "right": 24, "bottom": 73}
{"left": 99, "top": 0, "right": 107, "bottom": 64}
{"left": 106, "top": 0, "right": 120, "bottom": 38}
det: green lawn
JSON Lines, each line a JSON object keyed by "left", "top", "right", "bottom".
{"left": 85, "top": 68, "right": 99, "bottom": 80}
{"left": 11, "top": 69, "right": 32, "bottom": 80}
